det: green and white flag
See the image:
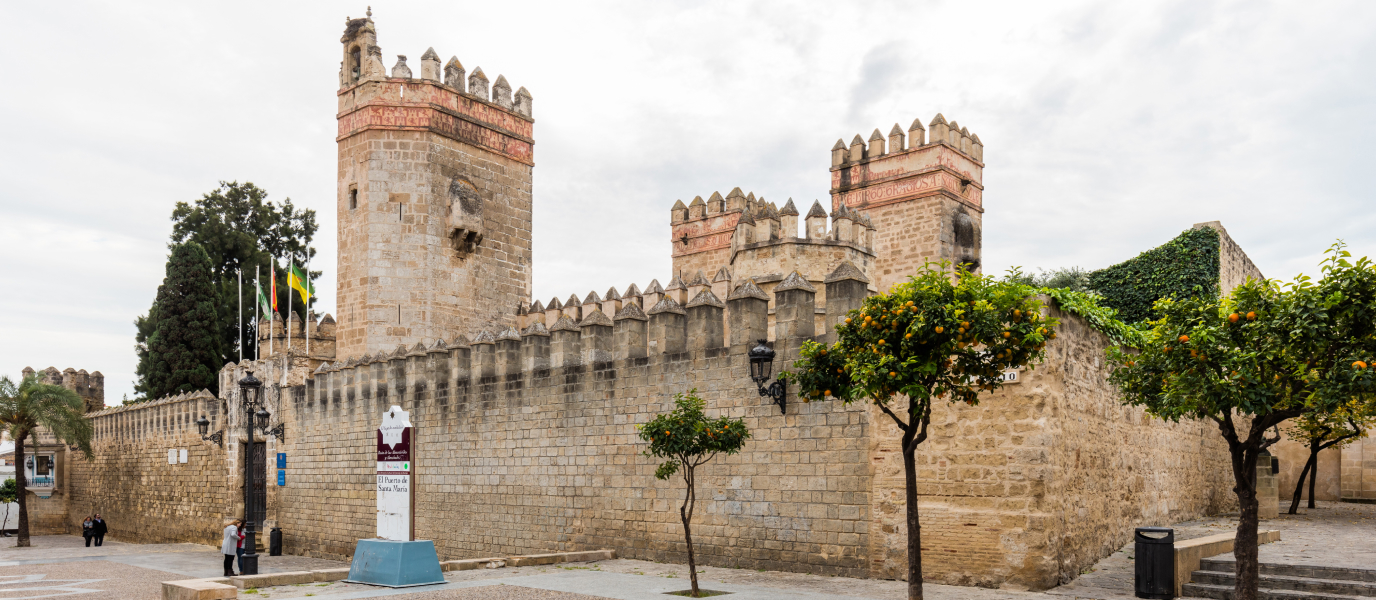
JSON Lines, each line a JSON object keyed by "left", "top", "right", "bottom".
{"left": 257, "top": 278, "right": 271, "bottom": 316}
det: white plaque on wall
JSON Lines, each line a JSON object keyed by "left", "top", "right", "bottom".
{"left": 167, "top": 449, "right": 176, "bottom": 464}
{"left": 376, "top": 406, "right": 413, "bottom": 541}
{"left": 179, "top": 449, "right": 188, "bottom": 463}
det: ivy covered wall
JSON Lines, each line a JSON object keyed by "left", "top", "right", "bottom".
{"left": 1085, "top": 227, "right": 1222, "bottom": 324}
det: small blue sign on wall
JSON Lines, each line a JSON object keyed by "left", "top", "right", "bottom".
{"left": 277, "top": 469, "right": 286, "bottom": 486}
{"left": 277, "top": 453, "right": 286, "bottom": 469}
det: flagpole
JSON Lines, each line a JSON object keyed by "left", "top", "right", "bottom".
{"left": 287, "top": 256, "right": 293, "bottom": 358}
{"left": 305, "top": 256, "right": 311, "bottom": 358}
{"left": 269, "top": 258, "right": 275, "bottom": 358}
{"left": 238, "top": 268, "right": 243, "bottom": 363}
{"left": 255, "top": 265, "right": 260, "bottom": 362}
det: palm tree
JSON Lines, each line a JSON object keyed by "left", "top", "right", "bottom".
{"left": 0, "top": 375, "right": 93, "bottom": 547}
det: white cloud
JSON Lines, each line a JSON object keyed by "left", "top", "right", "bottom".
{"left": 2, "top": 0, "right": 1373, "bottom": 404}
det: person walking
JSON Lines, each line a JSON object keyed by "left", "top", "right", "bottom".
{"left": 81, "top": 516, "right": 93, "bottom": 547}
{"left": 235, "top": 521, "right": 247, "bottom": 574}
{"left": 91, "top": 514, "right": 107, "bottom": 546}
{"left": 221, "top": 519, "right": 244, "bottom": 577}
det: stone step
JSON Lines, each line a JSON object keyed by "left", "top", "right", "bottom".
{"left": 1201, "top": 560, "right": 1376, "bottom": 584}
{"left": 1182, "top": 582, "right": 1367, "bottom": 600}
{"left": 1191, "top": 570, "right": 1376, "bottom": 598}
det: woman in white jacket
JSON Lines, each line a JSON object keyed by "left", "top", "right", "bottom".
{"left": 221, "top": 520, "right": 244, "bottom": 577}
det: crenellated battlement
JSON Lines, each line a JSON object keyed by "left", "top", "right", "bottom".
{"left": 830, "top": 113, "right": 986, "bottom": 290}
{"left": 86, "top": 389, "right": 217, "bottom": 446}
{"left": 306, "top": 268, "right": 863, "bottom": 391}
{"left": 337, "top": 8, "right": 534, "bottom": 167}
{"left": 22, "top": 366, "right": 104, "bottom": 413}
{"left": 256, "top": 312, "right": 337, "bottom": 362}
{"left": 832, "top": 113, "right": 982, "bottom": 166}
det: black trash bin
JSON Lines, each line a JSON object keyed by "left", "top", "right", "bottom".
{"left": 1134, "top": 527, "right": 1175, "bottom": 599}
{"left": 269, "top": 528, "right": 282, "bottom": 556}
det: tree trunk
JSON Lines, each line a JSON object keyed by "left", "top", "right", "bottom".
{"left": 903, "top": 434, "right": 923, "bottom": 600}
{"left": 14, "top": 430, "right": 28, "bottom": 548}
{"left": 1307, "top": 439, "right": 1320, "bottom": 509}
{"left": 1230, "top": 447, "right": 1261, "bottom": 600}
{"left": 681, "top": 465, "right": 700, "bottom": 597}
{"left": 1287, "top": 454, "right": 1314, "bottom": 515}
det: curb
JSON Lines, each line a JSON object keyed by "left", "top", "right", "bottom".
{"left": 161, "top": 549, "right": 616, "bottom": 599}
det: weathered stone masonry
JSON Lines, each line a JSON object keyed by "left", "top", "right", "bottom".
{"left": 70, "top": 280, "right": 1236, "bottom": 589}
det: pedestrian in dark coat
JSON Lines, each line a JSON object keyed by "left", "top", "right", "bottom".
{"left": 81, "top": 516, "right": 94, "bottom": 547}
{"left": 91, "top": 514, "right": 107, "bottom": 546}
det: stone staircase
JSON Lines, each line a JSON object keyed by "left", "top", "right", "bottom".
{"left": 1183, "top": 558, "right": 1376, "bottom": 600}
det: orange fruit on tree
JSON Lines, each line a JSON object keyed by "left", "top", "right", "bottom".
{"left": 1354, "top": 361, "right": 1368, "bottom": 369}
{"left": 1228, "top": 313, "right": 1239, "bottom": 323}
{"left": 1179, "top": 335, "right": 1189, "bottom": 343}
{"left": 1246, "top": 312, "right": 1256, "bottom": 321}
{"left": 935, "top": 326, "right": 944, "bottom": 334}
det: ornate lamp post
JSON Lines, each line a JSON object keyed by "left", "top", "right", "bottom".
{"left": 748, "top": 339, "right": 787, "bottom": 414}
{"left": 239, "top": 372, "right": 266, "bottom": 575}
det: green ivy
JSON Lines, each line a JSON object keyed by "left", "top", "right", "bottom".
{"left": 1086, "top": 227, "right": 1221, "bottom": 324}
{"left": 1041, "top": 287, "right": 1147, "bottom": 348}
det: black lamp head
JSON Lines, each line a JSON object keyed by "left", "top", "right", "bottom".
{"left": 239, "top": 372, "right": 262, "bottom": 406}
{"left": 196, "top": 415, "right": 210, "bottom": 436}
{"left": 254, "top": 408, "right": 271, "bottom": 430}
{"left": 748, "top": 339, "right": 776, "bottom": 385}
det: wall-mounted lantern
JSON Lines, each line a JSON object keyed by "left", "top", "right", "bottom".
{"left": 196, "top": 416, "right": 224, "bottom": 447}
{"left": 748, "top": 339, "right": 787, "bottom": 414}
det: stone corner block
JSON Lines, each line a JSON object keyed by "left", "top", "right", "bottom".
{"left": 161, "top": 579, "right": 237, "bottom": 600}
{"left": 313, "top": 567, "right": 352, "bottom": 582}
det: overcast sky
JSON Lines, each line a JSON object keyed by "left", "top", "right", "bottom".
{"left": 3, "top": 1, "right": 1373, "bottom": 405}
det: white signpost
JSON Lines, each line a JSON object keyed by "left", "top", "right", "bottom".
{"left": 376, "top": 406, "right": 413, "bottom": 541}
{"left": 347, "top": 405, "right": 442, "bottom": 588}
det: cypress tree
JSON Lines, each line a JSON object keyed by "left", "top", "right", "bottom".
{"left": 135, "top": 242, "right": 224, "bottom": 400}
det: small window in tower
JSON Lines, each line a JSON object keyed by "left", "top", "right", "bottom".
{"left": 349, "top": 188, "right": 358, "bottom": 210}
{"left": 350, "top": 47, "right": 361, "bottom": 82}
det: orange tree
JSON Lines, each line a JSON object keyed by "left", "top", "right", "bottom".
{"left": 1107, "top": 244, "right": 1376, "bottom": 600}
{"left": 1283, "top": 399, "right": 1374, "bottom": 514}
{"left": 783, "top": 264, "right": 1057, "bottom": 600}
{"left": 637, "top": 390, "right": 750, "bottom": 598}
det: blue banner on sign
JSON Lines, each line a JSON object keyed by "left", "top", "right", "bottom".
{"left": 277, "top": 453, "right": 286, "bottom": 469}
{"left": 277, "top": 469, "right": 286, "bottom": 486}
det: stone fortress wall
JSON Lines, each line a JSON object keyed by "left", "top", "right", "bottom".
{"left": 66, "top": 275, "right": 1236, "bottom": 589}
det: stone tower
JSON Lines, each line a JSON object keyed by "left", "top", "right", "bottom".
{"left": 829, "top": 115, "right": 983, "bottom": 293}
{"left": 22, "top": 366, "right": 104, "bottom": 413}
{"left": 335, "top": 10, "right": 535, "bottom": 359}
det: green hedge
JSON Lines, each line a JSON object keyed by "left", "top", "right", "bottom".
{"left": 1086, "top": 227, "right": 1221, "bottom": 324}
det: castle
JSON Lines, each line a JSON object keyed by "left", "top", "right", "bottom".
{"left": 40, "top": 10, "right": 1373, "bottom": 590}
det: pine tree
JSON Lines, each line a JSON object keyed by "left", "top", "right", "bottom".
{"left": 135, "top": 242, "right": 224, "bottom": 400}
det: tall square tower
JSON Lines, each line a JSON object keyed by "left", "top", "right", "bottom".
{"left": 830, "top": 115, "right": 984, "bottom": 293}
{"left": 335, "top": 12, "right": 535, "bottom": 359}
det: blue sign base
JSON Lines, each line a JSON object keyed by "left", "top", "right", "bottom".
{"left": 344, "top": 539, "right": 445, "bottom": 587}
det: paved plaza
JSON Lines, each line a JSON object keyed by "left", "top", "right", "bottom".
{"left": 0, "top": 501, "right": 1370, "bottom": 599}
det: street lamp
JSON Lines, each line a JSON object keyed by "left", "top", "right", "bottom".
{"left": 748, "top": 339, "right": 787, "bottom": 414}
{"left": 196, "top": 416, "right": 224, "bottom": 447}
{"left": 238, "top": 372, "right": 263, "bottom": 576}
